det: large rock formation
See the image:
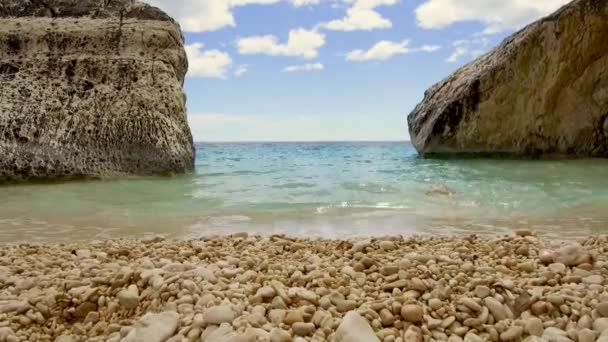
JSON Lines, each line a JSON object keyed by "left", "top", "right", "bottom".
{"left": 0, "top": 0, "right": 194, "bottom": 182}
{"left": 408, "top": 0, "right": 608, "bottom": 157}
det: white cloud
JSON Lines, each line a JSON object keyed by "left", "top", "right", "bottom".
{"left": 346, "top": 40, "right": 440, "bottom": 62}
{"left": 283, "top": 63, "right": 324, "bottom": 72}
{"left": 291, "top": 0, "right": 321, "bottom": 5}
{"left": 418, "top": 45, "right": 442, "bottom": 52}
{"left": 185, "top": 43, "right": 233, "bottom": 79}
{"left": 148, "top": 0, "right": 322, "bottom": 33}
{"left": 320, "top": 0, "right": 397, "bottom": 31}
{"left": 446, "top": 46, "right": 469, "bottom": 63}
{"left": 415, "top": 0, "right": 571, "bottom": 34}
{"left": 445, "top": 38, "right": 489, "bottom": 63}
{"left": 237, "top": 28, "right": 325, "bottom": 59}
{"left": 233, "top": 65, "right": 249, "bottom": 77}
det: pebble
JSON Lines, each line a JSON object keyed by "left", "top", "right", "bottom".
{"left": 547, "top": 294, "right": 564, "bottom": 305}
{"left": 548, "top": 263, "right": 566, "bottom": 274}
{"left": 594, "top": 318, "right": 608, "bottom": 333}
{"left": 335, "top": 311, "right": 380, "bottom": 342}
{"left": 598, "top": 303, "right": 608, "bottom": 317}
{"left": 201, "top": 324, "right": 239, "bottom": 341}
{"left": 460, "top": 298, "right": 482, "bottom": 312}
{"left": 401, "top": 304, "right": 424, "bottom": 323}
{"left": 118, "top": 284, "right": 140, "bottom": 309}
{"left": 336, "top": 299, "right": 358, "bottom": 312}
{"left": 464, "top": 333, "right": 484, "bottom": 342}
{"left": 269, "top": 328, "right": 292, "bottom": 342}
{"left": 379, "top": 308, "right": 395, "bottom": 326}
{"left": 515, "top": 229, "right": 533, "bottom": 237}
{"left": 292, "top": 322, "right": 315, "bottom": 336}
{"left": 484, "top": 297, "right": 512, "bottom": 321}
{"left": 554, "top": 243, "right": 591, "bottom": 266}
{"left": 0, "top": 328, "right": 14, "bottom": 340}
{"left": 403, "top": 325, "right": 423, "bottom": 342}
{"left": 539, "top": 250, "right": 554, "bottom": 264}
{"left": 578, "top": 329, "right": 596, "bottom": 342}
{"left": 501, "top": 326, "right": 524, "bottom": 341}
{"left": 428, "top": 298, "right": 444, "bottom": 310}
{"left": 202, "top": 305, "right": 234, "bottom": 325}
{"left": 526, "top": 317, "right": 544, "bottom": 336}
{"left": 0, "top": 235, "right": 605, "bottom": 342}
{"left": 474, "top": 285, "right": 490, "bottom": 299}
{"left": 379, "top": 241, "right": 397, "bottom": 251}
{"left": 122, "top": 311, "right": 179, "bottom": 342}
{"left": 518, "top": 261, "right": 536, "bottom": 272}
{"left": 583, "top": 275, "right": 603, "bottom": 285}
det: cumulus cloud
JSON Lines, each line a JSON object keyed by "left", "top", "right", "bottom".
{"left": 415, "top": 0, "right": 571, "bottom": 34}
{"left": 320, "top": 0, "right": 397, "bottom": 31}
{"left": 185, "top": 43, "right": 233, "bottom": 79}
{"left": 445, "top": 38, "right": 489, "bottom": 63}
{"left": 237, "top": 28, "right": 325, "bottom": 59}
{"left": 291, "top": 0, "right": 321, "bottom": 5}
{"left": 233, "top": 65, "right": 249, "bottom": 77}
{"left": 148, "top": 0, "right": 321, "bottom": 33}
{"left": 346, "top": 40, "right": 440, "bottom": 62}
{"left": 283, "top": 63, "right": 324, "bottom": 72}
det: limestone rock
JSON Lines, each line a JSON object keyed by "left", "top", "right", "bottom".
{"left": 122, "top": 311, "right": 179, "bottom": 342}
{"left": 269, "top": 328, "right": 291, "bottom": 342}
{"left": 118, "top": 284, "right": 139, "bottom": 309}
{"left": 484, "top": 297, "right": 513, "bottom": 321}
{"left": 403, "top": 326, "right": 423, "bottom": 342}
{"left": 200, "top": 324, "right": 243, "bottom": 342}
{"left": 335, "top": 311, "right": 380, "bottom": 342}
{"left": 597, "top": 302, "right": 608, "bottom": 317}
{"left": 408, "top": 0, "right": 608, "bottom": 157}
{"left": 501, "top": 326, "right": 524, "bottom": 341}
{"left": 202, "top": 305, "right": 234, "bottom": 325}
{"left": 526, "top": 317, "right": 545, "bottom": 337}
{"left": 578, "top": 329, "right": 597, "bottom": 342}
{"left": 291, "top": 322, "right": 315, "bottom": 337}
{"left": 401, "top": 304, "right": 424, "bottom": 323}
{"left": 0, "top": 327, "right": 14, "bottom": 340}
{"left": 594, "top": 318, "right": 608, "bottom": 333}
{"left": 0, "top": 0, "right": 194, "bottom": 183}
{"left": 554, "top": 243, "right": 592, "bottom": 267}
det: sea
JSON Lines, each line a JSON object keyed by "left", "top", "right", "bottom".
{"left": 2, "top": 141, "right": 608, "bottom": 242}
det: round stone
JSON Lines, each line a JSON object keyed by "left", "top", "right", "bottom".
{"left": 202, "top": 305, "right": 235, "bottom": 325}
{"left": 474, "top": 285, "right": 490, "bottom": 299}
{"left": 401, "top": 304, "right": 423, "bottom": 323}
{"left": 292, "top": 322, "right": 315, "bottom": 337}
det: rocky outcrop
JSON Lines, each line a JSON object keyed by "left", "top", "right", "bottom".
{"left": 0, "top": 0, "right": 194, "bottom": 182}
{"left": 408, "top": 0, "right": 608, "bottom": 157}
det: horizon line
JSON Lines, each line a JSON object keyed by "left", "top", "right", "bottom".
{"left": 194, "top": 140, "right": 412, "bottom": 144}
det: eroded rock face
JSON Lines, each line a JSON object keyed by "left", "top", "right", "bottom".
{"left": 408, "top": 0, "right": 608, "bottom": 157}
{"left": 0, "top": 0, "right": 194, "bottom": 182}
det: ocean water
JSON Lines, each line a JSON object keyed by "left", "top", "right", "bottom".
{"left": 2, "top": 142, "right": 608, "bottom": 242}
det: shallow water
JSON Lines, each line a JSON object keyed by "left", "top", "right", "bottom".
{"left": 2, "top": 142, "right": 608, "bottom": 242}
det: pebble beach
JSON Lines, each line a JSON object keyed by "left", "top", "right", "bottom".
{"left": 1, "top": 231, "right": 608, "bottom": 342}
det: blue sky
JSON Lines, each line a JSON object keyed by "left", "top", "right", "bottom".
{"left": 148, "top": 0, "right": 570, "bottom": 142}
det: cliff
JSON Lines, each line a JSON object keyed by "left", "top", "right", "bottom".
{"left": 0, "top": 0, "right": 194, "bottom": 182}
{"left": 408, "top": 0, "right": 608, "bottom": 158}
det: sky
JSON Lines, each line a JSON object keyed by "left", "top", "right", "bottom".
{"left": 147, "top": 0, "right": 571, "bottom": 142}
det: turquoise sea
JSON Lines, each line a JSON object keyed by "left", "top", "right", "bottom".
{"left": 2, "top": 142, "right": 608, "bottom": 242}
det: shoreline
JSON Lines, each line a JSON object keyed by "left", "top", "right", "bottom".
{"left": 1, "top": 232, "right": 607, "bottom": 342}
